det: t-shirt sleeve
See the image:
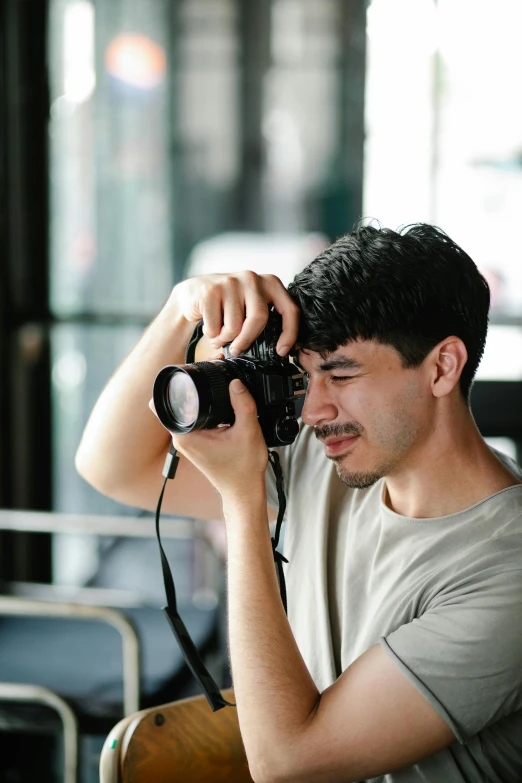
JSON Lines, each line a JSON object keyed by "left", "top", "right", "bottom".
{"left": 381, "top": 564, "right": 522, "bottom": 743}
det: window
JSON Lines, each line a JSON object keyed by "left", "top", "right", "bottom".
{"left": 48, "top": 0, "right": 174, "bottom": 521}
{"left": 365, "top": 0, "right": 522, "bottom": 381}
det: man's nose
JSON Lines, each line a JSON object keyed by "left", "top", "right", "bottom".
{"left": 301, "top": 381, "right": 337, "bottom": 427}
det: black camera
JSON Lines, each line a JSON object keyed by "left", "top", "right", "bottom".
{"left": 153, "top": 310, "right": 306, "bottom": 447}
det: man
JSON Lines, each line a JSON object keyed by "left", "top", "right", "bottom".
{"left": 76, "top": 223, "right": 522, "bottom": 782}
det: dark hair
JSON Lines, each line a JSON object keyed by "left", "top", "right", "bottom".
{"left": 288, "top": 223, "right": 490, "bottom": 401}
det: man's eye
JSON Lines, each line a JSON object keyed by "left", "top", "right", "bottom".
{"left": 331, "top": 375, "right": 354, "bottom": 382}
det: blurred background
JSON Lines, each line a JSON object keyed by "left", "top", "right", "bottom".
{"left": 1, "top": 0, "right": 522, "bottom": 780}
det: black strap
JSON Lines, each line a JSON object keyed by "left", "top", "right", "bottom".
{"left": 268, "top": 449, "right": 289, "bottom": 614}
{"left": 155, "top": 447, "right": 234, "bottom": 712}
{"left": 154, "top": 321, "right": 290, "bottom": 709}
{"left": 185, "top": 320, "right": 205, "bottom": 363}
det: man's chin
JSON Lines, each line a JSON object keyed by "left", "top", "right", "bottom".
{"left": 334, "top": 463, "right": 383, "bottom": 490}
{"left": 329, "top": 452, "right": 384, "bottom": 489}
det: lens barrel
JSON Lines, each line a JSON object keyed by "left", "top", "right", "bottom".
{"left": 153, "top": 355, "right": 301, "bottom": 447}
{"left": 153, "top": 360, "right": 245, "bottom": 434}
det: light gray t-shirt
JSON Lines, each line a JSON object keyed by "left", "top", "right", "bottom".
{"left": 266, "top": 423, "right": 522, "bottom": 783}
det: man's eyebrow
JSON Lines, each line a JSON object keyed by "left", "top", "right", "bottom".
{"left": 294, "top": 353, "right": 364, "bottom": 373}
{"left": 317, "top": 357, "right": 363, "bottom": 373}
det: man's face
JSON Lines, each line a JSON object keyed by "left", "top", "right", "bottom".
{"left": 297, "top": 340, "right": 431, "bottom": 489}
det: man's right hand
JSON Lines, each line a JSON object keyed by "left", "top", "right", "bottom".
{"left": 171, "top": 271, "right": 300, "bottom": 358}
{"left": 75, "top": 270, "right": 299, "bottom": 518}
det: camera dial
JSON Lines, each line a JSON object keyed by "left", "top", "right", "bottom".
{"left": 275, "top": 417, "right": 300, "bottom": 445}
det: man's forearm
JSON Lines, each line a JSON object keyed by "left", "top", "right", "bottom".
{"left": 224, "top": 490, "right": 320, "bottom": 782}
{"left": 75, "top": 296, "right": 193, "bottom": 494}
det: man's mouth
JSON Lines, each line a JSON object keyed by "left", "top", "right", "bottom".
{"left": 322, "top": 435, "right": 360, "bottom": 457}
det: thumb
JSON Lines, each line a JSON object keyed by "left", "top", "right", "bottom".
{"left": 229, "top": 379, "right": 257, "bottom": 417}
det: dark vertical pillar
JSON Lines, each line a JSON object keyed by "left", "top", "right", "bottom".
{"left": 166, "top": 0, "right": 186, "bottom": 282}
{"left": 0, "top": 0, "right": 52, "bottom": 581}
{"left": 0, "top": 0, "right": 13, "bottom": 514}
{"left": 235, "top": 0, "right": 272, "bottom": 231}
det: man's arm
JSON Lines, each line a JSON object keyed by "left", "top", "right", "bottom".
{"left": 225, "top": 496, "right": 454, "bottom": 783}
{"left": 75, "top": 272, "right": 298, "bottom": 518}
{"left": 75, "top": 298, "right": 222, "bottom": 517}
{"left": 172, "top": 381, "right": 455, "bottom": 783}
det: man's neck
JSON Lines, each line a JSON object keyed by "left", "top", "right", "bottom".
{"left": 383, "top": 406, "right": 522, "bottom": 519}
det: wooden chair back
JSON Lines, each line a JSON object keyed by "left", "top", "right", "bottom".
{"left": 100, "top": 689, "right": 254, "bottom": 783}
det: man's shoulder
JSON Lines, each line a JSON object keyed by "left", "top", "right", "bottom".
{"left": 491, "top": 446, "right": 522, "bottom": 481}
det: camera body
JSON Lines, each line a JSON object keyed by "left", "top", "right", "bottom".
{"left": 153, "top": 310, "right": 306, "bottom": 447}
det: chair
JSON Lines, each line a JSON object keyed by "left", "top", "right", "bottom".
{"left": 0, "top": 509, "right": 225, "bottom": 782}
{"left": 99, "top": 689, "right": 253, "bottom": 783}
{"left": 0, "top": 682, "right": 79, "bottom": 783}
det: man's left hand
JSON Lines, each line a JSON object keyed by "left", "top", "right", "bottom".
{"left": 151, "top": 379, "right": 268, "bottom": 501}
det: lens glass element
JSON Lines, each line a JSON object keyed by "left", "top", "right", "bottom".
{"left": 167, "top": 372, "right": 199, "bottom": 427}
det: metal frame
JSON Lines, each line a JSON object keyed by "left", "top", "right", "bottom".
{"left": 0, "top": 509, "right": 224, "bottom": 781}
{"left": 0, "top": 508, "right": 221, "bottom": 606}
{"left": 0, "top": 509, "right": 224, "bottom": 710}
{"left": 0, "top": 508, "right": 208, "bottom": 539}
{"left": 99, "top": 712, "right": 137, "bottom": 783}
{"left": 0, "top": 682, "right": 78, "bottom": 783}
{"left": 0, "top": 596, "right": 140, "bottom": 717}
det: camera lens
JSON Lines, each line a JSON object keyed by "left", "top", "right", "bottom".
{"left": 167, "top": 372, "right": 199, "bottom": 427}
{"left": 153, "top": 362, "right": 237, "bottom": 435}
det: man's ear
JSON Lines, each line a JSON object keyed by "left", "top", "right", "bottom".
{"left": 430, "top": 336, "right": 468, "bottom": 398}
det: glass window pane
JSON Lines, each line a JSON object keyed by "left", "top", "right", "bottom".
{"left": 364, "top": 0, "right": 522, "bottom": 392}
{"left": 264, "top": 0, "right": 341, "bottom": 231}
{"left": 48, "top": 0, "right": 173, "bottom": 317}
{"left": 435, "top": 0, "right": 522, "bottom": 316}
{"left": 364, "top": 0, "right": 437, "bottom": 225}
{"left": 172, "top": 0, "right": 240, "bottom": 268}
{"left": 51, "top": 322, "right": 144, "bottom": 513}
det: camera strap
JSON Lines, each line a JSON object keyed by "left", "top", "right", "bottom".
{"left": 185, "top": 320, "right": 205, "bottom": 363}
{"left": 155, "top": 444, "right": 289, "bottom": 711}
{"left": 268, "top": 449, "right": 288, "bottom": 614}
{"left": 154, "top": 320, "right": 289, "bottom": 710}
{"left": 156, "top": 446, "right": 234, "bottom": 712}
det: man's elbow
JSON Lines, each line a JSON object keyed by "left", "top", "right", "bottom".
{"left": 75, "top": 443, "right": 115, "bottom": 497}
{"left": 248, "top": 759, "right": 284, "bottom": 783}
{"left": 248, "top": 748, "right": 312, "bottom": 783}
{"left": 247, "top": 742, "right": 358, "bottom": 783}
{"left": 249, "top": 760, "right": 355, "bottom": 783}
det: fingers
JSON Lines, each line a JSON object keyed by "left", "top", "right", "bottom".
{"left": 265, "top": 275, "right": 300, "bottom": 356}
{"left": 229, "top": 379, "right": 257, "bottom": 416}
{"left": 211, "top": 278, "right": 246, "bottom": 347}
{"left": 200, "top": 289, "right": 223, "bottom": 342}
{"left": 228, "top": 282, "right": 268, "bottom": 355}
{"left": 227, "top": 272, "right": 299, "bottom": 356}
{"left": 186, "top": 271, "right": 299, "bottom": 357}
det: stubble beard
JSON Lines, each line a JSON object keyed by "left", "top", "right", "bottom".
{"left": 314, "top": 421, "right": 406, "bottom": 490}
{"left": 331, "top": 453, "right": 396, "bottom": 489}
